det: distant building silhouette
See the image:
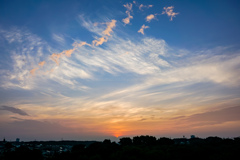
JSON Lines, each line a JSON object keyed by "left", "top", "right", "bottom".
{"left": 16, "top": 138, "right": 20, "bottom": 142}
{"left": 191, "top": 135, "right": 196, "bottom": 139}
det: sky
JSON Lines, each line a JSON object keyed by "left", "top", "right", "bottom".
{"left": 0, "top": 0, "right": 240, "bottom": 141}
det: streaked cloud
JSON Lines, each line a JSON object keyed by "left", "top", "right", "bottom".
{"left": 32, "top": 19, "right": 117, "bottom": 72}
{"left": 0, "top": 105, "right": 29, "bottom": 116}
{"left": 64, "top": 48, "right": 75, "bottom": 57}
{"left": 72, "top": 41, "right": 91, "bottom": 48}
{"left": 51, "top": 53, "right": 62, "bottom": 65}
{"left": 38, "top": 61, "right": 45, "bottom": 67}
{"left": 1, "top": 11, "right": 240, "bottom": 139}
{"left": 162, "top": 6, "right": 179, "bottom": 21}
{"left": 92, "top": 19, "right": 116, "bottom": 46}
{"left": 102, "top": 20, "right": 117, "bottom": 36}
{"left": 92, "top": 36, "right": 108, "bottom": 46}
{"left": 175, "top": 106, "right": 240, "bottom": 127}
{"left": 78, "top": 15, "right": 104, "bottom": 36}
{"left": 30, "top": 67, "right": 39, "bottom": 75}
{"left": 138, "top": 24, "right": 149, "bottom": 35}
{"left": 74, "top": 36, "right": 167, "bottom": 76}
{"left": 52, "top": 33, "right": 65, "bottom": 44}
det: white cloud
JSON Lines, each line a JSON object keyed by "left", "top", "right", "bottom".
{"left": 0, "top": 28, "right": 47, "bottom": 90}
{"left": 78, "top": 15, "right": 105, "bottom": 36}
{"left": 0, "top": 28, "right": 91, "bottom": 91}
{"left": 52, "top": 56, "right": 93, "bottom": 80}
{"left": 52, "top": 33, "right": 65, "bottom": 44}
{"left": 2, "top": 24, "right": 240, "bottom": 102}
{"left": 73, "top": 36, "right": 169, "bottom": 76}
{"left": 98, "top": 51, "right": 240, "bottom": 106}
{"left": 1, "top": 23, "right": 240, "bottom": 123}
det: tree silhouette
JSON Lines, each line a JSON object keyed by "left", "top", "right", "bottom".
{"left": 119, "top": 137, "right": 132, "bottom": 146}
{"left": 157, "top": 137, "right": 174, "bottom": 145}
{"left": 133, "top": 135, "right": 156, "bottom": 145}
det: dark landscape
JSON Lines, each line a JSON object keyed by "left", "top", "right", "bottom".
{"left": 1, "top": 136, "right": 240, "bottom": 160}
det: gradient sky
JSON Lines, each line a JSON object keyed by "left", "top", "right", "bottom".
{"left": 0, "top": 0, "right": 240, "bottom": 141}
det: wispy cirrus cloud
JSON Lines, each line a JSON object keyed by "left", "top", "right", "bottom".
{"left": 92, "top": 36, "right": 108, "bottom": 46}
{"left": 0, "top": 105, "right": 29, "bottom": 116}
{"left": 38, "top": 61, "right": 45, "bottom": 67}
{"left": 30, "top": 67, "right": 39, "bottom": 75}
{"left": 0, "top": 28, "right": 48, "bottom": 89}
{"left": 92, "top": 45, "right": 240, "bottom": 116}
{"left": 52, "top": 33, "right": 65, "bottom": 45}
{"left": 72, "top": 41, "right": 91, "bottom": 48}
{"left": 1, "top": 1, "right": 239, "bottom": 140}
{"left": 50, "top": 52, "right": 62, "bottom": 65}
{"left": 102, "top": 20, "right": 117, "bottom": 36}
{"left": 73, "top": 36, "right": 168, "bottom": 76}
{"left": 1, "top": 28, "right": 240, "bottom": 138}
{"left": 30, "top": 18, "right": 116, "bottom": 77}
{"left": 92, "top": 19, "right": 116, "bottom": 46}
{"left": 0, "top": 27, "right": 93, "bottom": 90}
{"left": 173, "top": 106, "right": 240, "bottom": 127}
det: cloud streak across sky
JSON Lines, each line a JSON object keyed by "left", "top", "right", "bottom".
{"left": 0, "top": 106, "right": 29, "bottom": 116}
{"left": 0, "top": 0, "right": 240, "bottom": 140}
{"left": 1, "top": 21, "right": 239, "bottom": 139}
{"left": 30, "top": 19, "right": 117, "bottom": 75}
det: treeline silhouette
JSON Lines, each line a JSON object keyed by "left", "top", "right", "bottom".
{"left": 1, "top": 136, "right": 240, "bottom": 160}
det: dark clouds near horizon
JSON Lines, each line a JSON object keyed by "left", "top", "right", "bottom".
{"left": 0, "top": 105, "right": 29, "bottom": 116}
{"left": 174, "top": 106, "right": 240, "bottom": 127}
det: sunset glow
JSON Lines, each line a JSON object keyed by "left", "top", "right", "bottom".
{"left": 0, "top": 0, "right": 240, "bottom": 141}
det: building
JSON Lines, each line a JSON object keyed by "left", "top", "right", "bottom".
{"left": 191, "top": 135, "right": 196, "bottom": 139}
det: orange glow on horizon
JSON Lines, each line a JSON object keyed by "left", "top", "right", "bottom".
{"left": 113, "top": 133, "right": 121, "bottom": 138}
{"left": 112, "top": 130, "right": 124, "bottom": 138}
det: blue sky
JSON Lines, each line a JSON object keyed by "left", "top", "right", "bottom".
{"left": 1, "top": 0, "right": 240, "bottom": 49}
{"left": 0, "top": 0, "right": 240, "bottom": 141}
